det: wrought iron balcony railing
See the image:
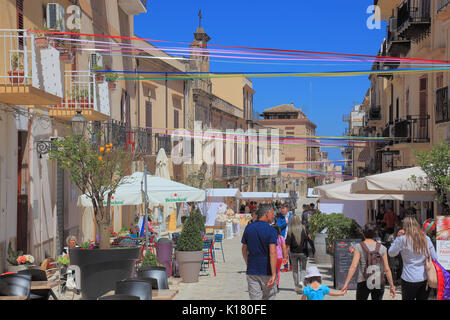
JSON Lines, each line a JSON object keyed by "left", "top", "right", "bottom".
{"left": 436, "top": 87, "right": 449, "bottom": 124}
{"left": 397, "top": 0, "right": 431, "bottom": 41}
{"left": 392, "top": 115, "right": 430, "bottom": 143}
{"left": 437, "top": 0, "right": 449, "bottom": 13}
{"left": 368, "top": 106, "right": 382, "bottom": 120}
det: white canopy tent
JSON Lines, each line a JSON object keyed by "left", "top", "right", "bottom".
{"left": 200, "top": 188, "right": 242, "bottom": 226}
{"left": 238, "top": 192, "right": 287, "bottom": 200}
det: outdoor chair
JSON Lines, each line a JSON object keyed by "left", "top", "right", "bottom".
{"left": 115, "top": 279, "right": 152, "bottom": 300}
{"left": 18, "top": 268, "right": 57, "bottom": 300}
{"left": 201, "top": 238, "right": 216, "bottom": 276}
{"left": 0, "top": 273, "right": 32, "bottom": 299}
{"left": 136, "top": 266, "right": 168, "bottom": 289}
{"left": 214, "top": 233, "right": 225, "bottom": 263}
{"left": 98, "top": 294, "right": 140, "bottom": 300}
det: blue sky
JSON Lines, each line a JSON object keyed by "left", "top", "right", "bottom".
{"left": 134, "top": 0, "right": 387, "bottom": 160}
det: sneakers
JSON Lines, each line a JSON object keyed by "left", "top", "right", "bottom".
{"left": 281, "top": 267, "right": 289, "bottom": 272}
{"left": 289, "top": 265, "right": 293, "bottom": 271}
{"left": 295, "top": 284, "right": 303, "bottom": 294}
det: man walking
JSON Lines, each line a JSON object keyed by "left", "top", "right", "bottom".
{"left": 241, "top": 204, "right": 278, "bottom": 300}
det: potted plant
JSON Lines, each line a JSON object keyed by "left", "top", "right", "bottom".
{"left": 106, "top": 73, "right": 119, "bottom": 89}
{"left": 140, "top": 251, "right": 163, "bottom": 268}
{"left": 8, "top": 54, "right": 24, "bottom": 84}
{"left": 92, "top": 65, "right": 104, "bottom": 81}
{"left": 175, "top": 208, "right": 204, "bottom": 283}
{"left": 49, "top": 132, "right": 139, "bottom": 300}
{"left": 6, "top": 242, "right": 35, "bottom": 273}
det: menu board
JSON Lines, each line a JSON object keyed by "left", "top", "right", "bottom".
{"left": 333, "top": 239, "right": 360, "bottom": 290}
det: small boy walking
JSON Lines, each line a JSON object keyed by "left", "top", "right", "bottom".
{"left": 301, "top": 266, "right": 346, "bottom": 300}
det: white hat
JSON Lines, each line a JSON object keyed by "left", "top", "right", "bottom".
{"left": 304, "top": 266, "right": 322, "bottom": 279}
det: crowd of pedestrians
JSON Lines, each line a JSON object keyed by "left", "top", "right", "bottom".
{"left": 241, "top": 201, "right": 440, "bottom": 301}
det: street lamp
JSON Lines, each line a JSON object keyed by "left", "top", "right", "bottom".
{"left": 71, "top": 110, "right": 87, "bottom": 136}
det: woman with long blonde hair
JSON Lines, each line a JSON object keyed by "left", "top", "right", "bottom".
{"left": 285, "top": 215, "right": 308, "bottom": 294}
{"left": 388, "top": 216, "right": 437, "bottom": 300}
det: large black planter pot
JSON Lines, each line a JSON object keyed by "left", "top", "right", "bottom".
{"left": 69, "top": 247, "right": 140, "bottom": 300}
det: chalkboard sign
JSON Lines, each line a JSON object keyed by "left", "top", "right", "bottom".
{"left": 333, "top": 239, "right": 361, "bottom": 290}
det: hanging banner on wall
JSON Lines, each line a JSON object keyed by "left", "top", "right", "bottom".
{"left": 436, "top": 216, "right": 450, "bottom": 270}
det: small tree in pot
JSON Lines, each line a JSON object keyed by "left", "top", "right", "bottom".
{"left": 175, "top": 207, "right": 204, "bottom": 283}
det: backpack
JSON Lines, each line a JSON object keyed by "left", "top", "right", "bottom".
{"left": 360, "top": 242, "right": 385, "bottom": 288}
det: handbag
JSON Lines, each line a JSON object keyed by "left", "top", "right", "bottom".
{"left": 425, "top": 245, "right": 438, "bottom": 289}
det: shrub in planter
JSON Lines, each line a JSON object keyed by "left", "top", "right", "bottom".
{"left": 308, "top": 212, "right": 363, "bottom": 255}
{"left": 188, "top": 207, "right": 206, "bottom": 234}
{"left": 141, "top": 251, "right": 163, "bottom": 268}
{"left": 175, "top": 209, "right": 204, "bottom": 283}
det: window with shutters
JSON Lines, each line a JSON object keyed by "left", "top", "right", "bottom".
{"left": 174, "top": 109, "right": 179, "bottom": 129}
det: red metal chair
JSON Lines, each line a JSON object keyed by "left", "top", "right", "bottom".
{"left": 201, "top": 238, "right": 216, "bottom": 276}
{"left": 136, "top": 235, "right": 157, "bottom": 267}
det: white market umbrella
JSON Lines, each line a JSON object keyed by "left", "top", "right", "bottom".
{"left": 314, "top": 179, "right": 435, "bottom": 201}
{"left": 77, "top": 172, "right": 205, "bottom": 207}
{"left": 154, "top": 148, "right": 177, "bottom": 232}
{"left": 350, "top": 167, "right": 438, "bottom": 199}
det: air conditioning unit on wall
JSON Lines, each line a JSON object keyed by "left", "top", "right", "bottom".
{"left": 46, "top": 3, "right": 66, "bottom": 32}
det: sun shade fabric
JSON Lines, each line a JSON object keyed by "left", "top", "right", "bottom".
{"left": 206, "top": 188, "right": 242, "bottom": 198}
{"left": 77, "top": 171, "right": 205, "bottom": 207}
{"left": 313, "top": 179, "right": 435, "bottom": 201}
{"left": 238, "top": 192, "right": 288, "bottom": 200}
{"left": 350, "top": 167, "right": 438, "bottom": 198}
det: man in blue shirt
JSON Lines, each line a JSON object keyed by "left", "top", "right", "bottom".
{"left": 241, "top": 204, "right": 278, "bottom": 300}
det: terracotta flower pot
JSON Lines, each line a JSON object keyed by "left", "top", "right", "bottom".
{"left": 8, "top": 70, "right": 25, "bottom": 84}
{"left": 35, "top": 37, "right": 48, "bottom": 48}
{"left": 108, "top": 82, "right": 116, "bottom": 89}
{"left": 175, "top": 250, "right": 203, "bottom": 283}
{"left": 95, "top": 75, "right": 104, "bottom": 82}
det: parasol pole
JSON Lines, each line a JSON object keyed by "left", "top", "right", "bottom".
{"left": 144, "top": 165, "right": 149, "bottom": 252}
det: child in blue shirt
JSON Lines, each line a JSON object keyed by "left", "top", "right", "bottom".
{"left": 301, "top": 266, "right": 346, "bottom": 300}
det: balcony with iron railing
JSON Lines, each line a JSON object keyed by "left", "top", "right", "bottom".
{"left": 392, "top": 115, "right": 430, "bottom": 144}
{"left": 368, "top": 105, "right": 382, "bottom": 120}
{"left": 49, "top": 71, "right": 110, "bottom": 121}
{"left": 0, "top": 29, "right": 62, "bottom": 106}
{"left": 396, "top": 0, "right": 431, "bottom": 41}
{"left": 436, "top": 0, "right": 450, "bottom": 20}
{"left": 90, "top": 120, "right": 148, "bottom": 154}
{"left": 386, "top": 17, "right": 411, "bottom": 64}
{"left": 436, "top": 86, "right": 449, "bottom": 124}
{"left": 118, "top": 0, "right": 147, "bottom": 15}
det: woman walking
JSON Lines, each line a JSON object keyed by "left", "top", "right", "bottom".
{"left": 388, "top": 216, "right": 438, "bottom": 300}
{"left": 342, "top": 223, "right": 396, "bottom": 300}
{"left": 285, "top": 215, "right": 308, "bottom": 294}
